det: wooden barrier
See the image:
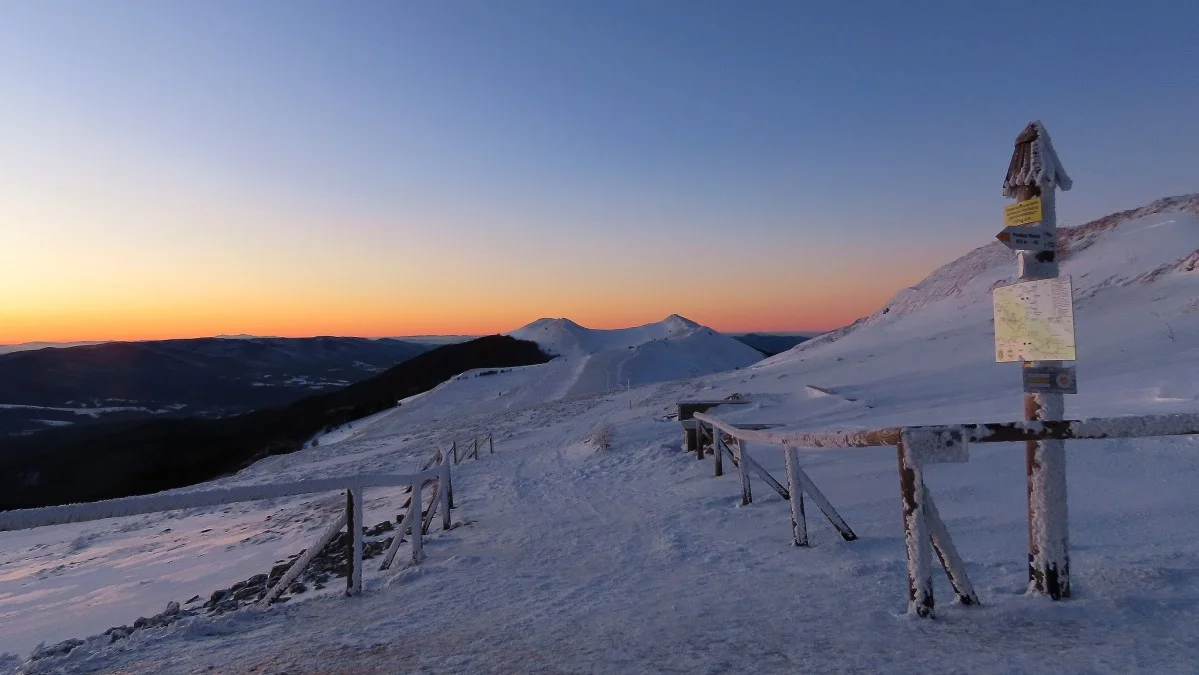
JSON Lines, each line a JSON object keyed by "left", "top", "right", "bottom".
{"left": 694, "top": 411, "right": 1199, "bottom": 618}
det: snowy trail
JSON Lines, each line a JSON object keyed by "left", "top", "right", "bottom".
{"left": 45, "top": 420, "right": 1199, "bottom": 674}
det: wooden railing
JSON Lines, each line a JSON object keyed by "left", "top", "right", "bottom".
{"left": 0, "top": 450, "right": 455, "bottom": 603}
{"left": 450, "top": 434, "right": 494, "bottom": 465}
{"left": 692, "top": 411, "right": 1199, "bottom": 618}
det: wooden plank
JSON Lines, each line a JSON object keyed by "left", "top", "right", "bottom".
{"left": 349, "top": 487, "right": 364, "bottom": 596}
{"left": 345, "top": 489, "right": 357, "bottom": 595}
{"left": 738, "top": 451, "right": 790, "bottom": 501}
{"left": 713, "top": 434, "right": 724, "bottom": 477}
{"left": 440, "top": 449, "right": 452, "bottom": 530}
{"left": 0, "top": 467, "right": 444, "bottom": 532}
{"left": 897, "top": 442, "right": 934, "bottom": 618}
{"left": 787, "top": 463, "right": 857, "bottom": 542}
{"left": 783, "top": 447, "right": 808, "bottom": 547}
{"left": 260, "top": 509, "right": 347, "bottom": 607}
{"left": 923, "top": 485, "right": 979, "bottom": 606}
{"left": 736, "top": 439, "right": 752, "bottom": 506}
{"left": 409, "top": 479, "right": 424, "bottom": 564}
{"left": 444, "top": 446, "right": 455, "bottom": 510}
{"left": 421, "top": 481, "right": 440, "bottom": 536}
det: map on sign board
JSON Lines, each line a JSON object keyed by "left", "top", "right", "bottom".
{"left": 992, "top": 277, "right": 1077, "bottom": 362}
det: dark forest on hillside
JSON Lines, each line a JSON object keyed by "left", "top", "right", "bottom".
{"left": 0, "top": 336, "right": 550, "bottom": 510}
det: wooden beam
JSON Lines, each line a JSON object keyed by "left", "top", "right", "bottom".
{"left": 783, "top": 447, "right": 808, "bottom": 547}
{"left": 897, "top": 441, "right": 934, "bottom": 618}
{"left": 260, "top": 509, "right": 347, "bottom": 607}
{"left": 924, "top": 485, "right": 979, "bottom": 606}
{"left": 736, "top": 439, "right": 752, "bottom": 506}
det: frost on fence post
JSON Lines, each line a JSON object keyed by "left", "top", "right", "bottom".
{"left": 896, "top": 441, "right": 934, "bottom": 618}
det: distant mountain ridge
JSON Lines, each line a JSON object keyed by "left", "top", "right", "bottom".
{"left": 0, "top": 336, "right": 432, "bottom": 436}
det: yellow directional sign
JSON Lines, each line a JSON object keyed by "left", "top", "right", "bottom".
{"left": 1004, "top": 196, "right": 1043, "bottom": 226}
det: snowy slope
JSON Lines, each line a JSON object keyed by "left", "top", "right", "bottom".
{"left": 2, "top": 196, "right": 1199, "bottom": 673}
{"left": 505, "top": 314, "right": 763, "bottom": 399}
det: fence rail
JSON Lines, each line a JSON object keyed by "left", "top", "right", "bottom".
{"left": 691, "top": 410, "right": 1199, "bottom": 618}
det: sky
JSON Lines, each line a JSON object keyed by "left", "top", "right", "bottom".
{"left": 1, "top": 1, "right": 1196, "bottom": 343}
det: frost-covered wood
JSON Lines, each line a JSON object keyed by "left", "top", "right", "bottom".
{"left": 784, "top": 461, "right": 857, "bottom": 542}
{"left": 783, "top": 447, "right": 808, "bottom": 547}
{"left": 923, "top": 486, "right": 979, "bottom": 606}
{"left": 693, "top": 412, "right": 1199, "bottom": 451}
{"left": 440, "top": 445, "right": 455, "bottom": 510}
{"left": 409, "top": 479, "right": 424, "bottom": 564}
{"left": 420, "top": 481, "right": 440, "bottom": 536}
{"left": 378, "top": 502, "right": 415, "bottom": 572}
{"left": 1003, "top": 121, "right": 1072, "bottom": 197}
{"left": 737, "top": 450, "right": 790, "bottom": 501}
{"left": 901, "top": 427, "right": 968, "bottom": 465}
{"left": 713, "top": 434, "right": 724, "bottom": 477}
{"left": 897, "top": 442, "right": 934, "bottom": 618}
{"left": 439, "top": 449, "right": 452, "bottom": 530}
{"left": 0, "top": 470, "right": 440, "bottom": 532}
{"left": 259, "top": 509, "right": 348, "bottom": 607}
{"left": 348, "top": 487, "right": 364, "bottom": 596}
{"left": 735, "top": 439, "right": 752, "bottom": 506}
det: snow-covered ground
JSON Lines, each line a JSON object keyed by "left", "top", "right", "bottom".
{"left": 1, "top": 196, "right": 1197, "bottom": 673}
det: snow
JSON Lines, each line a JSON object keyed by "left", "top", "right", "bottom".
{"left": 2, "top": 197, "right": 1199, "bottom": 672}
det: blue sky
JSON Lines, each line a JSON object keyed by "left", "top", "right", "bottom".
{"left": 1, "top": 1, "right": 1196, "bottom": 340}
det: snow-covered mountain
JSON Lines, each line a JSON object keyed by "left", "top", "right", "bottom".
{"left": 2, "top": 196, "right": 1198, "bottom": 673}
{"left": 503, "top": 314, "right": 763, "bottom": 398}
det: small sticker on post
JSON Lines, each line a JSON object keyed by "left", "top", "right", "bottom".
{"left": 1022, "top": 365, "right": 1078, "bottom": 394}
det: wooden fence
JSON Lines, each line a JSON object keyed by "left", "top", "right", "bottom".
{"left": 0, "top": 450, "right": 456, "bottom": 604}
{"left": 692, "top": 411, "right": 1199, "bottom": 618}
{"left": 450, "top": 434, "right": 494, "bottom": 465}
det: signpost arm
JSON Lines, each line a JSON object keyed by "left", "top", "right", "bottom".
{"left": 1005, "top": 122, "right": 1072, "bottom": 599}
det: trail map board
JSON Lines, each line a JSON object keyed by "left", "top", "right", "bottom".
{"left": 992, "top": 277, "right": 1077, "bottom": 362}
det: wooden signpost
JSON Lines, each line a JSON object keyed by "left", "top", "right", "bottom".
{"left": 996, "top": 121, "right": 1074, "bottom": 599}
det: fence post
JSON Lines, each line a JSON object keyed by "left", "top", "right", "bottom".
{"left": 473, "top": 437, "right": 479, "bottom": 460}
{"left": 346, "top": 486, "right": 364, "bottom": 596}
{"left": 696, "top": 423, "right": 706, "bottom": 460}
{"left": 409, "top": 479, "right": 424, "bottom": 564}
{"left": 452, "top": 440, "right": 459, "bottom": 465}
{"left": 713, "top": 434, "right": 724, "bottom": 477}
{"left": 783, "top": 447, "right": 809, "bottom": 547}
{"left": 443, "top": 446, "right": 455, "bottom": 509}
{"left": 440, "top": 450, "right": 452, "bottom": 530}
{"left": 897, "top": 441, "right": 933, "bottom": 618}
{"left": 489, "top": 434, "right": 494, "bottom": 454}
{"left": 736, "top": 438, "right": 752, "bottom": 505}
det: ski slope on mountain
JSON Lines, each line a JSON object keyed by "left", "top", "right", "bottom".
{"left": 2, "top": 196, "right": 1198, "bottom": 673}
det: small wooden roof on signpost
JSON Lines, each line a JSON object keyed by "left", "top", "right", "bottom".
{"left": 1003, "top": 121, "right": 1072, "bottom": 197}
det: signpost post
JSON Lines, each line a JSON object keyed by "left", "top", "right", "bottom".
{"left": 997, "top": 121, "right": 1074, "bottom": 599}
